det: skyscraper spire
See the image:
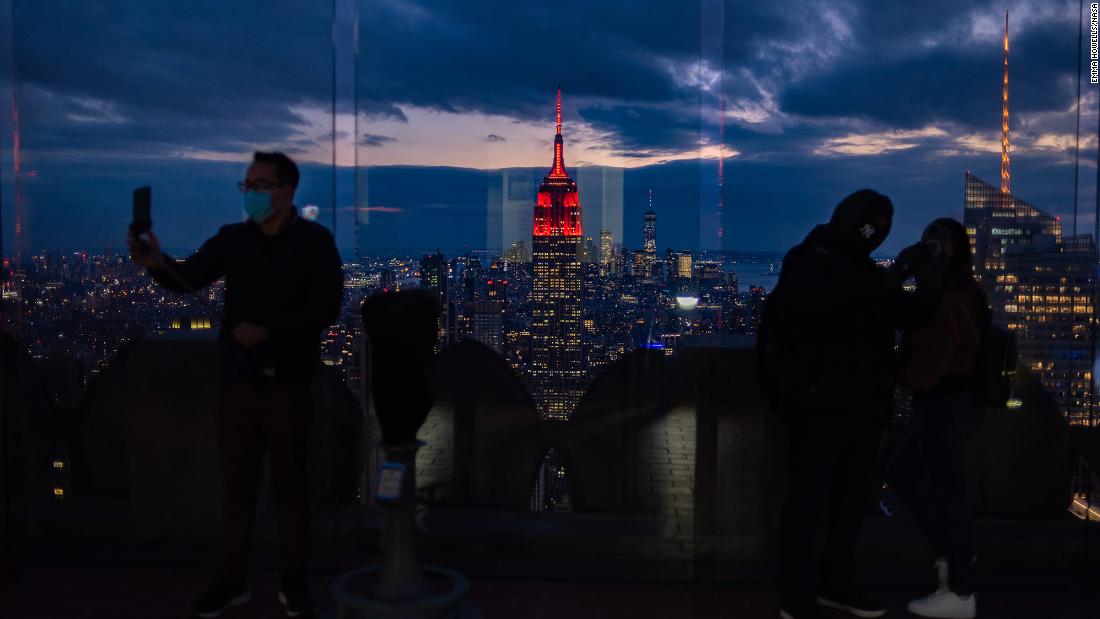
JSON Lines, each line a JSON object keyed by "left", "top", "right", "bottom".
{"left": 1001, "top": 10, "right": 1011, "bottom": 194}
{"left": 643, "top": 190, "right": 657, "bottom": 267}
{"left": 535, "top": 86, "right": 581, "bottom": 237}
{"left": 549, "top": 86, "right": 567, "bottom": 178}
{"left": 556, "top": 85, "right": 562, "bottom": 136}
{"left": 11, "top": 0, "right": 23, "bottom": 267}
{"left": 717, "top": 96, "right": 725, "bottom": 243}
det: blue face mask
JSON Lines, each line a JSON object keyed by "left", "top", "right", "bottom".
{"left": 243, "top": 191, "right": 274, "bottom": 222}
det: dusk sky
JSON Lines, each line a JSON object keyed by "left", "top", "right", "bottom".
{"left": 0, "top": 0, "right": 1096, "bottom": 255}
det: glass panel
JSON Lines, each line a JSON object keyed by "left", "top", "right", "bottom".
{"left": 0, "top": 1, "right": 1097, "bottom": 616}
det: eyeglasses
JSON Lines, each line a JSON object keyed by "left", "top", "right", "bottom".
{"left": 237, "top": 180, "right": 282, "bottom": 192}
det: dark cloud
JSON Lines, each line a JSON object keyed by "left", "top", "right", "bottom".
{"left": 8, "top": 1, "right": 334, "bottom": 158}
{"left": 485, "top": 134, "right": 506, "bottom": 143}
{"left": 578, "top": 104, "right": 704, "bottom": 156}
{"left": 779, "top": 2, "right": 1080, "bottom": 131}
{"left": 6, "top": 0, "right": 1083, "bottom": 161}
{"left": 7, "top": 0, "right": 776, "bottom": 159}
{"left": 361, "top": 133, "right": 397, "bottom": 147}
{"left": 0, "top": 0, "right": 1092, "bottom": 254}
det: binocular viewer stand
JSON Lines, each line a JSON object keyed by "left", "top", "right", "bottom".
{"left": 327, "top": 441, "right": 472, "bottom": 619}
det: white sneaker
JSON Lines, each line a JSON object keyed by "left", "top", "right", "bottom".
{"left": 933, "top": 555, "right": 977, "bottom": 593}
{"left": 907, "top": 590, "right": 976, "bottom": 618}
{"left": 934, "top": 556, "right": 948, "bottom": 592}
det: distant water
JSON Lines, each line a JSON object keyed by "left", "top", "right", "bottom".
{"left": 710, "top": 250, "right": 784, "bottom": 293}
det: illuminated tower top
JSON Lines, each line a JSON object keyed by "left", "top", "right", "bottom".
{"left": 1001, "top": 10, "right": 1010, "bottom": 194}
{"left": 549, "top": 86, "right": 567, "bottom": 178}
{"left": 643, "top": 190, "right": 656, "bottom": 255}
{"left": 534, "top": 87, "right": 582, "bottom": 237}
{"left": 556, "top": 86, "right": 562, "bottom": 136}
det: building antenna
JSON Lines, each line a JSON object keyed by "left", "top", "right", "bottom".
{"left": 718, "top": 96, "right": 725, "bottom": 245}
{"left": 1000, "top": 10, "right": 1011, "bottom": 194}
{"left": 1072, "top": 0, "right": 1083, "bottom": 238}
{"left": 555, "top": 84, "right": 562, "bottom": 136}
{"left": 331, "top": 0, "right": 338, "bottom": 236}
{"left": 11, "top": 0, "right": 22, "bottom": 268}
{"left": 549, "top": 85, "right": 567, "bottom": 178}
{"left": 353, "top": 0, "right": 361, "bottom": 260}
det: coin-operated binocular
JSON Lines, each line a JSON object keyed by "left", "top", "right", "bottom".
{"left": 329, "top": 290, "right": 470, "bottom": 618}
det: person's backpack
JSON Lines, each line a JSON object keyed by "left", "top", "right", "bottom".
{"left": 974, "top": 318, "right": 1017, "bottom": 407}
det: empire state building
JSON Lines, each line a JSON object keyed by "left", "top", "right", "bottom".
{"left": 530, "top": 88, "right": 584, "bottom": 420}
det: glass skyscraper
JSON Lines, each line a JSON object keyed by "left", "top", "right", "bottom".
{"left": 964, "top": 172, "right": 1097, "bottom": 425}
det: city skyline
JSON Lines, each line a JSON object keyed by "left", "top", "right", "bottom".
{"left": 2, "top": 4, "right": 1098, "bottom": 615}
{"left": 0, "top": 1, "right": 1095, "bottom": 257}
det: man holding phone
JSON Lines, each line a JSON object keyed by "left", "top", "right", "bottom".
{"left": 128, "top": 151, "right": 343, "bottom": 618}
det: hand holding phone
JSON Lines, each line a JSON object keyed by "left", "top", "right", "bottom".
{"left": 131, "top": 186, "right": 151, "bottom": 233}
{"left": 127, "top": 230, "right": 162, "bottom": 269}
{"left": 127, "top": 186, "right": 163, "bottom": 268}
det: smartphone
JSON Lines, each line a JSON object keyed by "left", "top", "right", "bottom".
{"left": 130, "top": 186, "right": 152, "bottom": 237}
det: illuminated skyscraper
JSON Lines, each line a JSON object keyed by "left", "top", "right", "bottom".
{"left": 504, "top": 240, "right": 530, "bottom": 264}
{"left": 643, "top": 190, "right": 657, "bottom": 280}
{"left": 419, "top": 252, "right": 448, "bottom": 300}
{"left": 420, "top": 251, "right": 449, "bottom": 343}
{"left": 632, "top": 251, "right": 647, "bottom": 279}
{"left": 965, "top": 173, "right": 1097, "bottom": 425}
{"left": 962, "top": 14, "right": 1097, "bottom": 425}
{"left": 530, "top": 88, "right": 584, "bottom": 420}
{"left": 748, "top": 286, "right": 767, "bottom": 334}
{"left": 676, "top": 251, "right": 693, "bottom": 280}
{"left": 470, "top": 299, "right": 504, "bottom": 355}
{"left": 583, "top": 236, "right": 597, "bottom": 263}
{"left": 599, "top": 229, "right": 613, "bottom": 275}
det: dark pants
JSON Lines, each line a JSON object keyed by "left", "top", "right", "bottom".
{"left": 217, "top": 380, "right": 312, "bottom": 586}
{"left": 780, "top": 409, "right": 883, "bottom": 610}
{"left": 889, "top": 389, "right": 982, "bottom": 595}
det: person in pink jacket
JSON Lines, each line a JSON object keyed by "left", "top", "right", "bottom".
{"left": 892, "top": 217, "right": 989, "bottom": 619}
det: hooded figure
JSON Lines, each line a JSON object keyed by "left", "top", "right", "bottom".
{"left": 759, "top": 189, "right": 940, "bottom": 619}
{"left": 829, "top": 188, "right": 894, "bottom": 252}
{"left": 760, "top": 188, "right": 937, "bottom": 415}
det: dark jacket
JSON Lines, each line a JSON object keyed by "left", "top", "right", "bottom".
{"left": 148, "top": 208, "right": 344, "bottom": 384}
{"left": 898, "top": 270, "right": 987, "bottom": 393}
{"left": 761, "top": 224, "right": 940, "bottom": 421}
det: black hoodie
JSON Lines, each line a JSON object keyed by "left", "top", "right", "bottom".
{"left": 148, "top": 208, "right": 344, "bottom": 384}
{"left": 760, "top": 191, "right": 940, "bottom": 421}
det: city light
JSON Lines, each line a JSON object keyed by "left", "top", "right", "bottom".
{"left": 675, "top": 296, "right": 699, "bottom": 310}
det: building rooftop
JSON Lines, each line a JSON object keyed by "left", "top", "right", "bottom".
{"left": 4, "top": 531, "right": 1097, "bottom": 619}
{"left": 3, "top": 336, "right": 1099, "bottom": 617}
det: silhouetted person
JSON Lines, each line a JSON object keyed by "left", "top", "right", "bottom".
{"left": 128, "top": 151, "right": 343, "bottom": 619}
{"left": 760, "top": 189, "right": 940, "bottom": 619}
{"left": 890, "top": 218, "right": 986, "bottom": 619}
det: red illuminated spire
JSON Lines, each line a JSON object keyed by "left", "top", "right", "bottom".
{"left": 1000, "top": 10, "right": 1010, "bottom": 194}
{"left": 549, "top": 86, "right": 567, "bottom": 178}
{"left": 534, "top": 86, "right": 581, "bottom": 237}
{"left": 556, "top": 85, "right": 562, "bottom": 136}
